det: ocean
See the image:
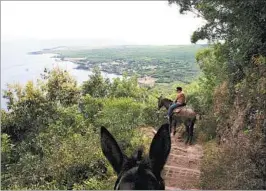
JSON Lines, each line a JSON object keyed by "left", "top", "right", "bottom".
{"left": 1, "top": 40, "right": 121, "bottom": 109}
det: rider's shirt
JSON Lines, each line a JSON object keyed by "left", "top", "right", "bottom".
{"left": 176, "top": 92, "right": 186, "bottom": 104}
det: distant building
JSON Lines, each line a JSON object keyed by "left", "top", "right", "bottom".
{"left": 137, "top": 76, "right": 156, "bottom": 88}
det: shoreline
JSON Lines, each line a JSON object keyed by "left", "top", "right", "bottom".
{"left": 28, "top": 49, "right": 125, "bottom": 77}
{"left": 28, "top": 50, "right": 157, "bottom": 88}
{"left": 27, "top": 45, "right": 198, "bottom": 84}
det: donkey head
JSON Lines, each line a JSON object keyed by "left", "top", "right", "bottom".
{"left": 100, "top": 123, "right": 171, "bottom": 190}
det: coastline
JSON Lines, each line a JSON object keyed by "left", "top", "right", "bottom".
{"left": 28, "top": 48, "right": 124, "bottom": 76}
{"left": 28, "top": 49, "right": 157, "bottom": 88}
{"left": 27, "top": 44, "right": 201, "bottom": 84}
{"left": 1, "top": 50, "right": 122, "bottom": 110}
{"left": 27, "top": 44, "right": 200, "bottom": 85}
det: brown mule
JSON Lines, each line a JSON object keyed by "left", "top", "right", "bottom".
{"left": 173, "top": 107, "right": 197, "bottom": 117}
{"left": 157, "top": 96, "right": 197, "bottom": 144}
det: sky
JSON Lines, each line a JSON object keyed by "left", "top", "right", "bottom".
{"left": 1, "top": 1, "right": 206, "bottom": 45}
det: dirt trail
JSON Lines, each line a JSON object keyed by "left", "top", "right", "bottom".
{"left": 142, "top": 127, "right": 204, "bottom": 190}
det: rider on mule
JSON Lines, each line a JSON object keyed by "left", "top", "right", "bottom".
{"left": 166, "top": 86, "right": 186, "bottom": 119}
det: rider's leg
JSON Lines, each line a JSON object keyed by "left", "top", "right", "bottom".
{"left": 167, "top": 103, "right": 178, "bottom": 117}
{"left": 175, "top": 102, "right": 183, "bottom": 107}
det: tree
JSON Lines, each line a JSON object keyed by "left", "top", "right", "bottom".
{"left": 168, "top": 0, "right": 266, "bottom": 189}
{"left": 169, "top": 0, "right": 266, "bottom": 82}
{"left": 82, "top": 67, "right": 111, "bottom": 98}
{"left": 42, "top": 67, "right": 80, "bottom": 106}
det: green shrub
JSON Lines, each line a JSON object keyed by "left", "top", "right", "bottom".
{"left": 1, "top": 68, "right": 161, "bottom": 190}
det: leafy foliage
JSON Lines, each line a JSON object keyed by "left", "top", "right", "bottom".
{"left": 1, "top": 68, "right": 156, "bottom": 190}
{"left": 42, "top": 67, "right": 81, "bottom": 106}
{"left": 82, "top": 67, "right": 111, "bottom": 97}
{"left": 168, "top": 0, "right": 266, "bottom": 189}
{"left": 169, "top": 0, "right": 266, "bottom": 82}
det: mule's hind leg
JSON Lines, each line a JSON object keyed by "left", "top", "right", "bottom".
{"left": 169, "top": 116, "right": 173, "bottom": 135}
{"left": 185, "top": 122, "right": 190, "bottom": 144}
{"left": 188, "top": 124, "right": 193, "bottom": 145}
{"left": 169, "top": 117, "right": 176, "bottom": 136}
{"left": 173, "top": 119, "right": 177, "bottom": 135}
{"left": 188, "top": 117, "right": 196, "bottom": 145}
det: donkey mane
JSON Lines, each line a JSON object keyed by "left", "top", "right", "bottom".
{"left": 122, "top": 147, "right": 151, "bottom": 174}
{"left": 162, "top": 98, "right": 173, "bottom": 103}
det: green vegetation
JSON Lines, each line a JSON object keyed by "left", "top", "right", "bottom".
{"left": 168, "top": 0, "right": 266, "bottom": 189}
{"left": 1, "top": 67, "right": 166, "bottom": 190}
{"left": 2, "top": 0, "right": 266, "bottom": 190}
{"left": 50, "top": 45, "right": 205, "bottom": 83}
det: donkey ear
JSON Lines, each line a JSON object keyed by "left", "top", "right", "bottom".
{"left": 149, "top": 123, "right": 171, "bottom": 175}
{"left": 100, "top": 126, "right": 124, "bottom": 174}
